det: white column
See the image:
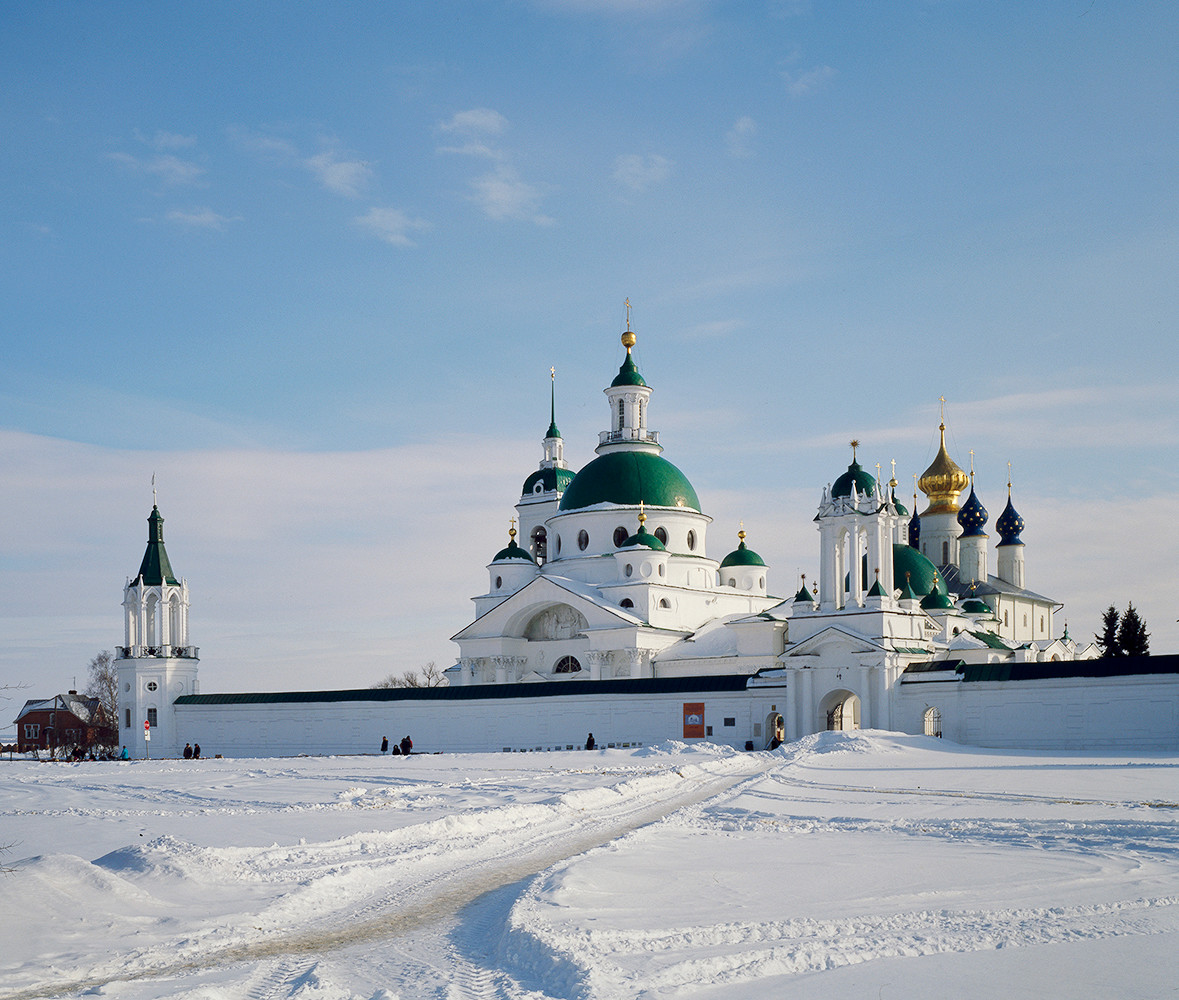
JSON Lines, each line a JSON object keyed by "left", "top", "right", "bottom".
{"left": 587, "top": 650, "right": 611, "bottom": 681}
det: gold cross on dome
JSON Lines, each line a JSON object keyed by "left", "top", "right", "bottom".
{"left": 550, "top": 366, "right": 555, "bottom": 380}
{"left": 624, "top": 298, "right": 631, "bottom": 327}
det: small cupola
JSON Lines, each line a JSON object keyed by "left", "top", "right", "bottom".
{"left": 719, "top": 528, "right": 768, "bottom": 595}
{"left": 613, "top": 505, "right": 671, "bottom": 586}
{"left": 488, "top": 522, "right": 538, "bottom": 597}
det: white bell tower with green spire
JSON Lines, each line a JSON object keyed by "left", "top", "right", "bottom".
{"left": 116, "top": 486, "right": 199, "bottom": 759}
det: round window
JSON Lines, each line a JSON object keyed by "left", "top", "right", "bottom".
{"left": 687, "top": 529, "right": 696, "bottom": 551}
{"left": 613, "top": 526, "right": 628, "bottom": 547}
{"left": 654, "top": 526, "right": 668, "bottom": 545}
{"left": 495, "top": 576, "right": 503, "bottom": 589}
{"left": 577, "top": 529, "right": 589, "bottom": 551}
{"left": 625, "top": 564, "right": 633, "bottom": 577}
{"left": 146, "top": 681, "right": 157, "bottom": 692}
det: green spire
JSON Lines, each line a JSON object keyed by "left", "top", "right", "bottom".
{"left": 546, "top": 366, "right": 561, "bottom": 439}
{"left": 135, "top": 506, "right": 178, "bottom": 586}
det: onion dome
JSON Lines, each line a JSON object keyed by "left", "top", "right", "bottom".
{"left": 619, "top": 507, "right": 666, "bottom": 551}
{"left": 893, "top": 543, "right": 946, "bottom": 598}
{"left": 135, "top": 505, "right": 179, "bottom": 585}
{"left": 558, "top": 451, "right": 699, "bottom": 511}
{"left": 918, "top": 421, "right": 968, "bottom": 514}
{"left": 920, "top": 578, "right": 955, "bottom": 610}
{"left": 720, "top": 529, "right": 766, "bottom": 569}
{"left": 960, "top": 598, "right": 993, "bottom": 615}
{"left": 611, "top": 328, "right": 647, "bottom": 387}
{"left": 996, "top": 484, "right": 1025, "bottom": 545}
{"left": 493, "top": 525, "right": 535, "bottom": 563}
{"left": 794, "top": 579, "right": 816, "bottom": 603}
{"left": 957, "top": 480, "right": 988, "bottom": 537}
{"left": 831, "top": 440, "right": 876, "bottom": 498}
{"left": 908, "top": 508, "right": 921, "bottom": 549}
{"left": 891, "top": 484, "right": 908, "bottom": 517}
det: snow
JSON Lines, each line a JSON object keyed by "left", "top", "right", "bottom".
{"left": 2, "top": 733, "right": 1178, "bottom": 999}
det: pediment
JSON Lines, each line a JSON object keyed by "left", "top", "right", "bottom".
{"left": 782, "top": 625, "right": 883, "bottom": 659}
{"left": 452, "top": 574, "right": 642, "bottom": 641}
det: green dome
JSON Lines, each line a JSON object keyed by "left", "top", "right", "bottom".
{"left": 892, "top": 543, "right": 946, "bottom": 599}
{"left": 920, "top": 583, "right": 955, "bottom": 610}
{"left": 960, "top": 598, "right": 994, "bottom": 615}
{"left": 611, "top": 354, "right": 647, "bottom": 387}
{"left": 493, "top": 538, "right": 534, "bottom": 563}
{"left": 559, "top": 451, "right": 700, "bottom": 512}
{"left": 619, "top": 525, "right": 666, "bottom": 551}
{"left": 832, "top": 460, "right": 876, "bottom": 499}
{"left": 522, "top": 466, "right": 576, "bottom": 497}
{"left": 720, "top": 539, "right": 766, "bottom": 568}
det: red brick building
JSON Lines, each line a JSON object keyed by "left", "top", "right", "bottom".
{"left": 13, "top": 692, "right": 115, "bottom": 756}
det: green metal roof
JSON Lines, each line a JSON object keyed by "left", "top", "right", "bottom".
{"left": 559, "top": 451, "right": 700, "bottom": 512}
{"left": 893, "top": 543, "right": 945, "bottom": 600}
{"left": 174, "top": 671, "right": 756, "bottom": 706}
{"left": 611, "top": 354, "right": 647, "bottom": 387}
{"left": 135, "top": 506, "right": 178, "bottom": 586}
{"left": 832, "top": 459, "right": 876, "bottom": 499}
{"left": 720, "top": 540, "right": 766, "bottom": 568}
{"left": 493, "top": 538, "right": 535, "bottom": 563}
{"left": 522, "top": 467, "right": 576, "bottom": 496}
{"left": 620, "top": 525, "right": 666, "bottom": 551}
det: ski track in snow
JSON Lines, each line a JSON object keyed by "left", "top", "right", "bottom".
{"left": 4, "top": 733, "right": 1179, "bottom": 999}
{"left": 0, "top": 753, "right": 759, "bottom": 1000}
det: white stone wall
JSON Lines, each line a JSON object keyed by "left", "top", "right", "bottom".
{"left": 894, "top": 673, "right": 1179, "bottom": 750}
{"left": 174, "top": 686, "right": 788, "bottom": 758}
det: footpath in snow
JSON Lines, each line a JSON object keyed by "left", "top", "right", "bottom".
{"left": 2, "top": 732, "right": 1178, "bottom": 999}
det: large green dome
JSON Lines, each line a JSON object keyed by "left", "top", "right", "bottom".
{"left": 558, "top": 451, "right": 700, "bottom": 512}
{"left": 893, "top": 543, "right": 947, "bottom": 599}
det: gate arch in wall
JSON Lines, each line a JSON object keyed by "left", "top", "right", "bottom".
{"left": 819, "top": 688, "right": 861, "bottom": 732}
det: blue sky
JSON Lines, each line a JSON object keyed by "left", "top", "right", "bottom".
{"left": 3, "top": 1, "right": 1177, "bottom": 697}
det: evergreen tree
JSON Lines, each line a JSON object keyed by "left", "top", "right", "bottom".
{"left": 1095, "top": 605, "right": 1121, "bottom": 657}
{"left": 1116, "top": 603, "right": 1150, "bottom": 657}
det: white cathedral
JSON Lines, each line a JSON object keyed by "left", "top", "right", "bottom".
{"left": 116, "top": 322, "right": 1178, "bottom": 758}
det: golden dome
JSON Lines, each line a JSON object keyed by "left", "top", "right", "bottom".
{"left": 918, "top": 423, "right": 968, "bottom": 514}
{"left": 621, "top": 329, "right": 636, "bottom": 352}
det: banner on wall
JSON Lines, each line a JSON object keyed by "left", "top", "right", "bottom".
{"left": 683, "top": 702, "right": 705, "bottom": 739}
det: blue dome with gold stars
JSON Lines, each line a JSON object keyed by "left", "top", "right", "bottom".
{"left": 957, "top": 485, "right": 988, "bottom": 537}
{"left": 996, "top": 494, "right": 1025, "bottom": 545}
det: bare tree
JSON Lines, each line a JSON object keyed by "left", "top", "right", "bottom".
{"left": 372, "top": 661, "right": 448, "bottom": 689}
{"left": 85, "top": 650, "right": 119, "bottom": 748}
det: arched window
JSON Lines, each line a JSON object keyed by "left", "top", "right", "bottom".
{"left": 759, "top": 576, "right": 765, "bottom": 589}
{"left": 556, "top": 534, "right": 562, "bottom": 555}
{"left": 687, "top": 529, "right": 696, "bottom": 551}
{"left": 613, "top": 526, "right": 628, "bottom": 547}
{"left": 531, "top": 526, "right": 547, "bottom": 563}
{"left": 577, "top": 529, "right": 589, "bottom": 551}
{"left": 620, "top": 598, "right": 634, "bottom": 609}
{"left": 659, "top": 598, "right": 670, "bottom": 608}
{"left": 728, "top": 577, "right": 736, "bottom": 587}
{"left": 942, "top": 540, "right": 949, "bottom": 564}
{"left": 654, "top": 526, "right": 668, "bottom": 545}
{"left": 554, "top": 655, "right": 582, "bottom": 674}
{"left": 658, "top": 564, "right": 665, "bottom": 577}
{"left": 617, "top": 398, "right": 625, "bottom": 430}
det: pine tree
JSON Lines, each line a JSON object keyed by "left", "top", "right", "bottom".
{"left": 1116, "top": 603, "right": 1150, "bottom": 657}
{"left": 1095, "top": 605, "right": 1121, "bottom": 657}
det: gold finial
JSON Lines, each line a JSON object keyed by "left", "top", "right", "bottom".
{"left": 969, "top": 448, "right": 975, "bottom": 484}
{"left": 738, "top": 526, "right": 747, "bottom": 543}
{"left": 151, "top": 471, "right": 157, "bottom": 507}
{"left": 939, "top": 395, "right": 946, "bottom": 429}
{"left": 890, "top": 459, "right": 897, "bottom": 488}
{"left": 509, "top": 516, "right": 517, "bottom": 541}
{"left": 1007, "top": 460, "right": 1013, "bottom": 495}
{"left": 621, "top": 299, "right": 636, "bottom": 351}
{"left": 550, "top": 366, "right": 555, "bottom": 380}
{"left": 850, "top": 438, "right": 859, "bottom": 461}
{"left": 638, "top": 500, "right": 646, "bottom": 527}
{"left": 876, "top": 462, "right": 881, "bottom": 484}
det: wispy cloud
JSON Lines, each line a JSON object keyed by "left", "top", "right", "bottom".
{"left": 108, "top": 150, "right": 206, "bottom": 186}
{"left": 680, "top": 318, "right": 744, "bottom": 340}
{"left": 354, "top": 206, "right": 431, "bottom": 246}
{"left": 163, "top": 207, "right": 239, "bottom": 230}
{"left": 305, "top": 150, "right": 373, "bottom": 198}
{"left": 726, "top": 116, "right": 757, "bottom": 158}
{"left": 437, "top": 108, "right": 553, "bottom": 224}
{"left": 783, "top": 64, "right": 836, "bottom": 97}
{"left": 613, "top": 153, "right": 672, "bottom": 192}
{"left": 437, "top": 108, "right": 508, "bottom": 137}
{"left": 134, "top": 129, "right": 198, "bottom": 151}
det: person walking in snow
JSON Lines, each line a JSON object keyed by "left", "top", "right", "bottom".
{"left": 381, "top": 736, "right": 389, "bottom": 754}
{"left": 585, "top": 733, "right": 596, "bottom": 750}
{"left": 184, "top": 743, "right": 193, "bottom": 759}
{"left": 400, "top": 735, "right": 412, "bottom": 756}
{"left": 193, "top": 743, "right": 201, "bottom": 759}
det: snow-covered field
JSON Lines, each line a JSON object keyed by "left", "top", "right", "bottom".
{"left": 3, "top": 732, "right": 1178, "bottom": 999}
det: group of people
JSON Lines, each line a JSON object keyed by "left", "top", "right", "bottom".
{"left": 182, "top": 742, "right": 202, "bottom": 759}
{"left": 381, "top": 735, "right": 413, "bottom": 756}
